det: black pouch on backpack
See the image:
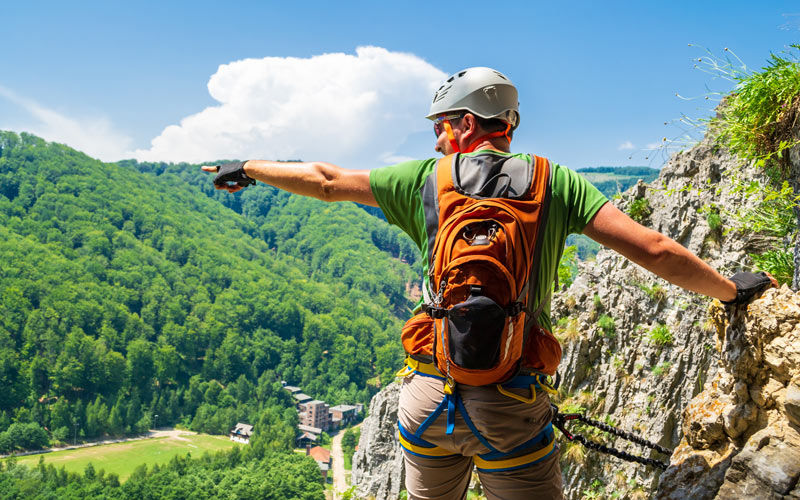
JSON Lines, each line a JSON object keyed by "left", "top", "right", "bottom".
{"left": 446, "top": 294, "right": 507, "bottom": 370}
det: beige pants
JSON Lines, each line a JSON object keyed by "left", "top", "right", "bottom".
{"left": 398, "top": 372, "right": 564, "bottom": 500}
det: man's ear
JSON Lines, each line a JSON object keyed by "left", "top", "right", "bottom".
{"left": 461, "top": 113, "right": 480, "bottom": 141}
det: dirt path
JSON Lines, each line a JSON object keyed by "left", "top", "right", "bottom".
{"left": 331, "top": 424, "right": 363, "bottom": 499}
{"left": 331, "top": 430, "right": 347, "bottom": 499}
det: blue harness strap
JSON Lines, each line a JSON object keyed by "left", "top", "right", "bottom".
{"left": 474, "top": 436, "right": 557, "bottom": 472}
{"left": 477, "top": 424, "right": 554, "bottom": 460}
{"left": 397, "top": 420, "right": 459, "bottom": 459}
{"left": 417, "top": 397, "right": 448, "bottom": 437}
{"left": 454, "top": 393, "right": 499, "bottom": 453}
{"left": 446, "top": 392, "right": 456, "bottom": 435}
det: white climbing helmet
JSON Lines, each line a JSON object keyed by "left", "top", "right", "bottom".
{"left": 426, "top": 67, "right": 520, "bottom": 129}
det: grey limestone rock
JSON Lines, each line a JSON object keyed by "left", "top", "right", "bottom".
{"left": 554, "top": 134, "right": 771, "bottom": 499}
{"left": 351, "top": 381, "right": 404, "bottom": 500}
{"left": 657, "top": 286, "right": 800, "bottom": 499}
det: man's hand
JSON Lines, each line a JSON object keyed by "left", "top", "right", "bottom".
{"left": 722, "top": 271, "right": 778, "bottom": 306}
{"left": 201, "top": 161, "right": 255, "bottom": 193}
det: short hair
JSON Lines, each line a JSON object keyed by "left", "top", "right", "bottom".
{"left": 473, "top": 115, "right": 515, "bottom": 140}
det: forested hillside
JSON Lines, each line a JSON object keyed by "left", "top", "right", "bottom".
{"left": 0, "top": 131, "right": 416, "bottom": 458}
{"left": 576, "top": 166, "right": 659, "bottom": 198}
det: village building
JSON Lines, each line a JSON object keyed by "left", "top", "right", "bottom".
{"left": 296, "top": 424, "right": 322, "bottom": 447}
{"left": 229, "top": 423, "right": 253, "bottom": 444}
{"left": 296, "top": 431, "right": 318, "bottom": 448}
{"left": 299, "top": 400, "right": 331, "bottom": 431}
{"left": 287, "top": 384, "right": 363, "bottom": 442}
{"left": 293, "top": 393, "right": 313, "bottom": 407}
{"left": 307, "top": 445, "right": 332, "bottom": 482}
{"left": 298, "top": 424, "right": 323, "bottom": 435}
{"left": 330, "top": 404, "right": 359, "bottom": 427}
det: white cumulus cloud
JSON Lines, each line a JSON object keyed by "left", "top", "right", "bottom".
{"left": 617, "top": 141, "right": 634, "bottom": 151}
{"left": 0, "top": 85, "right": 133, "bottom": 161}
{"left": 130, "top": 46, "right": 447, "bottom": 169}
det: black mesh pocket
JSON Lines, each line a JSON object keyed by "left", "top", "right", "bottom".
{"left": 446, "top": 294, "right": 507, "bottom": 369}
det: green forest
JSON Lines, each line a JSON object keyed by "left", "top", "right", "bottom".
{"left": 576, "top": 166, "right": 658, "bottom": 196}
{"left": 1, "top": 449, "right": 324, "bottom": 499}
{"left": 0, "top": 130, "right": 418, "bottom": 457}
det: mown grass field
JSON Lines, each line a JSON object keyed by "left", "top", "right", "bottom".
{"left": 8, "top": 431, "right": 238, "bottom": 481}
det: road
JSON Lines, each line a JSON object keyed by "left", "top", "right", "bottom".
{"left": 331, "top": 430, "right": 347, "bottom": 499}
{"left": 331, "top": 424, "right": 362, "bottom": 500}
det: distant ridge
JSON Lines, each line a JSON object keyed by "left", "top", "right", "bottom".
{"left": 575, "top": 165, "right": 659, "bottom": 199}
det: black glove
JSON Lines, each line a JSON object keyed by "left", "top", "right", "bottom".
{"left": 213, "top": 161, "right": 256, "bottom": 188}
{"left": 721, "top": 271, "right": 773, "bottom": 305}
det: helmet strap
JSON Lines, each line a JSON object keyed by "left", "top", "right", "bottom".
{"left": 443, "top": 120, "right": 461, "bottom": 153}
{"left": 462, "top": 122, "right": 512, "bottom": 154}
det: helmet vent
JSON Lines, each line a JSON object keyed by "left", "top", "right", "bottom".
{"left": 458, "top": 71, "right": 467, "bottom": 77}
{"left": 493, "top": 71, "right": 507, "bottom": 81}
{"left": 432, "top": 86, "right": 451, "bottom": 103}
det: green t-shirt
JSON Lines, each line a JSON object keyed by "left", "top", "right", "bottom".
{"left": 369, "top": 150, "right": 607, "bottom": 331}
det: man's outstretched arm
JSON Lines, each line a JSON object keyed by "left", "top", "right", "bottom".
{"left": 202, "top": 160, "right": 378, "bottom": 207}
{"left": 582, "top": 202, "right": 741, "bottom": 302}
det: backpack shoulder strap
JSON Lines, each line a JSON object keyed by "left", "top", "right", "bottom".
{"left": 523, "top": 155, "right": 553, "bottom": 323}
{"left": 421, "top": 154, "right": 457, "bottom": 302}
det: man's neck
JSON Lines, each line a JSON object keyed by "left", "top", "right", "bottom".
{"left": 465, "top": 139, "right": 510, "bottom": 153}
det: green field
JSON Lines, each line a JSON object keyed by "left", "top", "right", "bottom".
{"left": 7, "top": 432, "right": 239, "bottom": 481}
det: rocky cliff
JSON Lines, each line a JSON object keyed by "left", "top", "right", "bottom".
{"left": 657, "top": 286, "right": 800, "bottom": 499}
{"left": 552, "top": 136, "right": 775, "bottom": 499}
{"left": 352, "top": 381, "right": 404, "bottom": 500}
{"left": 352, "top": 132, "right": 799, "bottom": 499}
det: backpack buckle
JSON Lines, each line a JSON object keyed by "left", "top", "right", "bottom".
{"left": 422, "top": 303, "right": 447, "bottom": 319}
{"left": 506, "top": 302, "right": 524, "bottom": 317}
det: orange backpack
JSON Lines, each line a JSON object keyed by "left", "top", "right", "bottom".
{"left": 420, "top": 152, "right": 552, "bottom": 387}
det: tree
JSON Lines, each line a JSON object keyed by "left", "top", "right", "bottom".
{"left": 108, "top": 400, "right": 125, "bottom": 436}
{"left": 154, "top": 344, "right": 180, "bottom": 386}
{"left": 49, "top": 398, "right": 71, "bottom": 432}
{"left": 84, "top": 462, "right": 96, "bottom": 480}
{"left": 28, "top": 356, "right": 50, "bottom": 397}
{"left": 0, "top": 349, "right": 26, "bottom": 411}
{"left": 3, "top": 422, "right": 49, "bottom": 450}
{"left": 126, "top": 339, "right": 154, "bottom": 396}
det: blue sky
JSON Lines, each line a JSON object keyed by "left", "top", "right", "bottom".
{"left": 1, "top": 1, "right": 798, "bottom": 169}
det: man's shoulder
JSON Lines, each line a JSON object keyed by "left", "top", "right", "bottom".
{"left": 370, "top": 158, "right": 438, "bottom": 189}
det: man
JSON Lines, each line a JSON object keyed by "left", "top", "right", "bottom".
{"left": 204, "top": 67, "right": 775, "bottom": 499}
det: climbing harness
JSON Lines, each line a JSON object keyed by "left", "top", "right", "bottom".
{"left": 396, "top": 358, "right": 559, "bottom": 472}
{"left": 551, "top": 404, "right": 673, "bottom": 470}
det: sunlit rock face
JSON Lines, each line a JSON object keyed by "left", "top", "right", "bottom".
{"left": 657, "top": 286, "right": 800, "bottom": 499}
{"left": 351, "top": 381, "right": 404, "bottom": 500}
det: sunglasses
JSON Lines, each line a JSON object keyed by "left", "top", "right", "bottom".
{"left": 433, "top": 113, "right": 463, "bottom": 137}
